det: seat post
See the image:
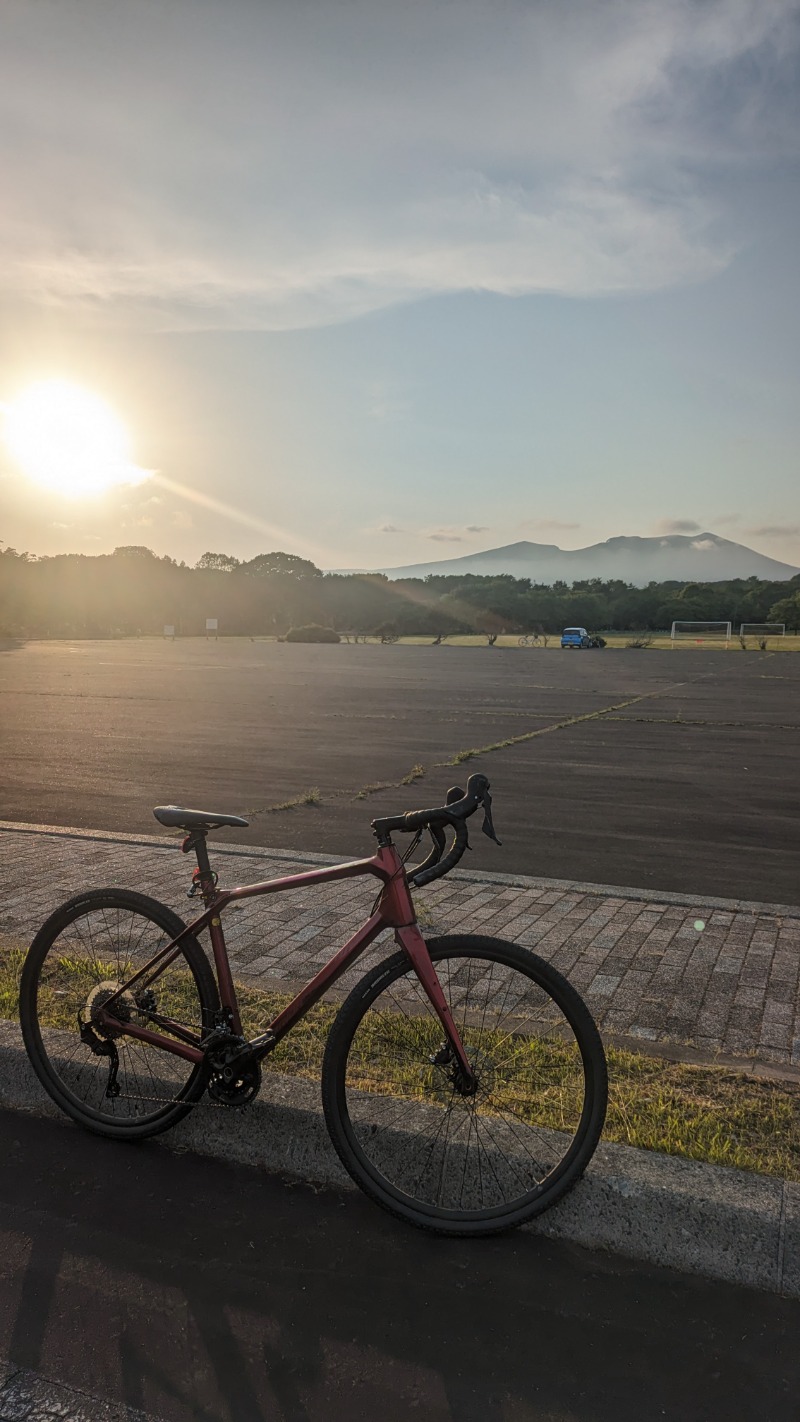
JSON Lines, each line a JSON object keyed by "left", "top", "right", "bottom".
{"left": 183, "top": 828, "right": 218, "bottom": 905}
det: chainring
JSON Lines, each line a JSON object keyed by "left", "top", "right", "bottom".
{"left": 207, "top": 1061, "right": 262, "bottom": 1106}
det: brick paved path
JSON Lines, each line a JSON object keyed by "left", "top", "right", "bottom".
{"left": 1, "top": 822, "right": 799, "bottom": 1074}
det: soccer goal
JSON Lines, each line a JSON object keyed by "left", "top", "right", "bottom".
{"left": 670, "top": 621, "right": 732, "bottom": 647}
{"left": 738, "top": 623, "right": 785, "bottom": 640}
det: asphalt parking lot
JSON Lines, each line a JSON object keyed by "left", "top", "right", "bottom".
{"left": 1, "top": 638, "right": 799, "bottom": 902}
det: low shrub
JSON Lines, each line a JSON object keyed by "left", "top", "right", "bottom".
{"left": 285, "top": 624, "right": 341, "bottom": 643}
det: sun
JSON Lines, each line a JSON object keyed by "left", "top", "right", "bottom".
{"left": 2, "top": 379, "right": 151, "bottom": 496}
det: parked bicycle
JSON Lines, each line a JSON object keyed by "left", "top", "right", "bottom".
{"left": 20, "top": 775, "right": 607, "bottom": 1236}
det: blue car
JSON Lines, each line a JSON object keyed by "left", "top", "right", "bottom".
{"left": 561, "top": 626, "right": 605, "bottom": 649}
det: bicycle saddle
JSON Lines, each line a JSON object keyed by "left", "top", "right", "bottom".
{"left": 153, "top": 805, "right": 250, "bottom": 830}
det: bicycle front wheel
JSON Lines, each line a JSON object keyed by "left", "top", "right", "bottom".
{"left": 322, "top": 935, "right": 607, "bottom": 1235}
{"left": 20, "top": 889, "right": 220, "bottom": 1139}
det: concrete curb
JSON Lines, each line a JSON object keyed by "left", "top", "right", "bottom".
{"left": 1, "top": 1022, "right": 796, "bottom": 1299}
{"left": 2, "top": 819, "right": 799, "bottom": 918}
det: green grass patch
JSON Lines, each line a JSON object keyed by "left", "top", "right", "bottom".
{"left": 605, "top": 1047, "right": 799, "bottom": 1180}
{"left": 2, "top": 943, "right": 796, "bottom": 1180}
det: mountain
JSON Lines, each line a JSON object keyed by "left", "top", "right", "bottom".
{"left": 363, "top": 534, "right": 799, "bottom": 587}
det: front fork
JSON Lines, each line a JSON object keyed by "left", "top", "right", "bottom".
{"left": 394, "top": 923, "right": 476, "bottom": 1092}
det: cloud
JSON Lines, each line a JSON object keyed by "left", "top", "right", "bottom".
{"left": 690, "top": 538, "right": 717, "bottom": 550}
{"left": 0, "top": 1, "right": 796, "bottom": 330}
{"left": 428, "top": 532, "right": 464, "bottom": 543}
{"left": 749, "top": 523, "right": 800, "bottom": 537}
{"left": 465, "top": 525, "right": 490, "bottom": 533}
{"left": 655, "top": 518, "right": 702, "bottom": 534}
{"left": 377, "top": 523, "right": 404, "bottom": 533}
{"left": 171, "top": 511, "right": 193, "bottom": 529}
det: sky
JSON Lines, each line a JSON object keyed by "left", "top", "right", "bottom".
{"left": 0, "top": 0, "right": 799, "bottom": 572}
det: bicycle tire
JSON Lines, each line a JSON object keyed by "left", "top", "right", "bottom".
{"left": 20, "top": 889, "right": 220, "bottom": 1139}
{"left": 321, "top": 935, "right": 607, "bottom": 1236}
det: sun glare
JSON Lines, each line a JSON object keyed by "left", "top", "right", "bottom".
{"left": 2, "top": 380, "right": 150, "bottom": 496}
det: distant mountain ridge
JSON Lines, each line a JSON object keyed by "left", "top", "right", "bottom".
{"left": 357, "top": 533, "right": 799, "bottom": 587}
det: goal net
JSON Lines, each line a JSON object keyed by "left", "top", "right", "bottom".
{"left": 738, "top": 623, "right": 785, "bottom": 639}
{"left": 671, "top": 621, "right": 732, "bottom": 646}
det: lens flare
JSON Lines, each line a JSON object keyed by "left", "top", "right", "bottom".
{"left": 2, "top": 380, "right": 151, "bottom": 496}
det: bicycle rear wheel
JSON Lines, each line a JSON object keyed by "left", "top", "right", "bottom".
{"left": 322, "top": 935, "right": 607, "bottom": 1235}
{"left": 20, "top": 889, "right": 219, "bottom": 1139}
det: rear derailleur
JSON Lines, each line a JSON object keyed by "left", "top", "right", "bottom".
{"left": 78, "top": 1020, "right": 121, "bottom": 1098}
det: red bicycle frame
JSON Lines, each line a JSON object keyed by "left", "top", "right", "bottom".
{"left": 95, "top": 844, "right": 474, "bottom": 1081}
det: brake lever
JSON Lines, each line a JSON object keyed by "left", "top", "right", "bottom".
{"left": 429, "top": 822, "right": 447, "bottom": 860}
{"left": 481, "top": 789, "right": 502, "bottom": 845}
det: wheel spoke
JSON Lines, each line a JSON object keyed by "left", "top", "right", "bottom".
{"left": 24, "top": 896, "right": 211, "bottom": 1130}
{"left": 333, "top": 941, "right": 605, "bottom": 1228}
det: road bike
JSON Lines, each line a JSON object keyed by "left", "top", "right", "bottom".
{"left": 20, "top": 775, "right": 608, "bottom": 1236}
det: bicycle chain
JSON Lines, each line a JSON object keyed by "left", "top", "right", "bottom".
{"left": 114, "top": 1090, "right": 253, "bottom": 1113}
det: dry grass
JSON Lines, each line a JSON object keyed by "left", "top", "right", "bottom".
{"left": 354, "top": 762, "right": 426, "bottom": 799}
{"left": 269, "top": 788, "right": 321, "bottom": 811}
{"left": 400, "top": 762, "right": 426, "bottom": 785}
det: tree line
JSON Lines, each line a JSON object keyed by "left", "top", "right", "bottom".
{"left": 1, "top": 543, "right": 799, "bottom": 639}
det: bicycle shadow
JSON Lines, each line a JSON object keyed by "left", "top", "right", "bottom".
{"left": 1, "top": 1109, "right": 798, "bottom": 1422}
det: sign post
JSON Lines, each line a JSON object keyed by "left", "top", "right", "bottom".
{"left": 205, "top": 618, "right": 218, "bottom": 641}
{"left": 163, "top": 624, "right": 175, "bottom": 640}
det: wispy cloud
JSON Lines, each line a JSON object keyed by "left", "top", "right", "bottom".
{"left": 377, "top": 523, "right": 404, "bottom": 533}
{"left": 425, "top": 523, "right": 490, "bottom": 541}
{"left": 1, "top": 1, "right": 796, "bottom": 330}
{"left": 655, "top": 518, "right": 702, "bottom": 534}
{"left": 749, "top": 523, "right": 800, "bottom": 537}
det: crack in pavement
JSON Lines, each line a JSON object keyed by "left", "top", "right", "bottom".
{"left": 604, "top": 715, "right": 800, "bottom": 730}
{"left": 243, "top": 655, "right": 785, "bottom": 809}
{"left": 435, "top": 680, "right": 693, "bottom": 766}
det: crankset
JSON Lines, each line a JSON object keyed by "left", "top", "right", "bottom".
{"left": 204, "top": 1025, "right": 262, "bottom": 1107}
{"left": 207, "top": 1061, "right": 262, "bottom": 1106}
